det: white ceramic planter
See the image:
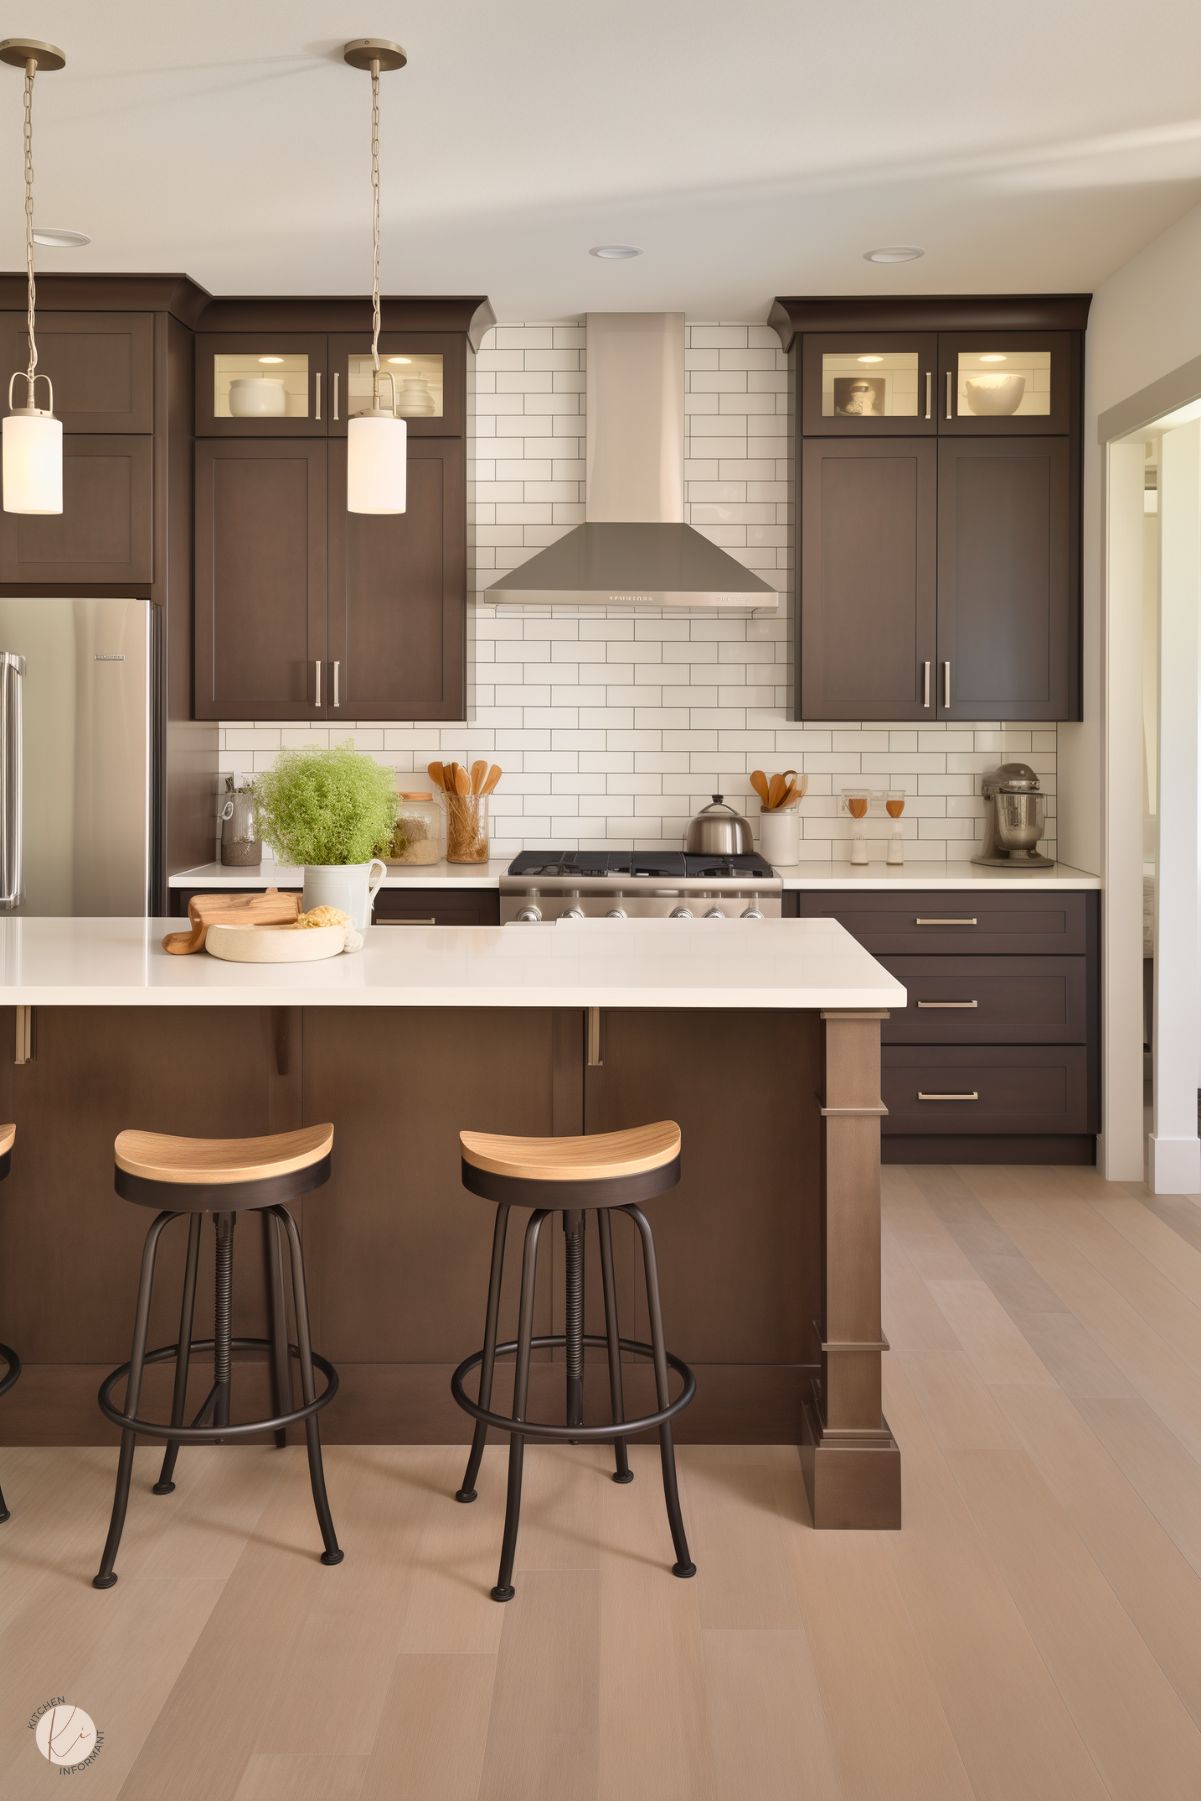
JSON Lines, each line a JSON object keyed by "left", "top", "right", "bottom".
{"left": 302, "top": 860, "right": 387, "bottom": 930}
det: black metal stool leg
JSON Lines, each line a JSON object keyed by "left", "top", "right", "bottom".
{"left": 0, "top": 1343, "right": 21, "bottom": 1524}
{"left": 212, "top": 1211, "right": 236, "bottom": 1434}
{"left": 94, "top": 1210, "right": 176, "bottom": 1589}
{"left": 456, "top": 1202, "right": 509, "bottom": 1503}
{"left": 597, "top": 1210, "right": 632, "bottom": 1484}
{"left": 0, "top": 1482, "right": 7, "bottom": 1524}
{"left": 263, "top": 1209, "right": 291, "bottom": 1450}
{"left": 153, "top": 1212, "right": 202, "bottom": 1495}
{"left": 626, "top": 1204, "right": 696, "bottom": 1579}
{"left": 492, "top": 1207, "right": 547, "bottom": 1602}
{"left": 564, "top": 1209, "right": 585, "bottom": 1438}
{"left": 274, "top": 1206, "right": 343, "bottom": 1567}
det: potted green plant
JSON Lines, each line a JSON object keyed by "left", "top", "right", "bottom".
{"left": 255, "top": 744, "right": 397, "bottom": 929}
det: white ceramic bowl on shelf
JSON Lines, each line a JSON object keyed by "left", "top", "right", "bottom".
{"left": 227, "top": 376, "right": 287, "bottom": 418}
{"left": 963, "top": 373, "right": 1026, "bottom": 416}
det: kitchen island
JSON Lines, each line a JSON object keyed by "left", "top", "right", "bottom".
{"left": 0, "top": 916, "right": 905, "bottom": 1527}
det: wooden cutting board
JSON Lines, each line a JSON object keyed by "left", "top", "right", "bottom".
{"left": 161, "top": 889, "right": 301, "bottom": 955}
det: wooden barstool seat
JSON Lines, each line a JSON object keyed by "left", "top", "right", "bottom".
{"left": 93, "top": 1122, "right": 342, "bottom": 1588}
{"left": 0, "top": 1123, "right": 17, "bottom": 1525}
{"left": 452, "top": 1119, "right": 695, "bottom": 1602}
{"left": 459, "top": 1121, "right": 682, "bottom": 1208}
{"left": 114, "top": 1124, "right": 334, "bottom": 1207}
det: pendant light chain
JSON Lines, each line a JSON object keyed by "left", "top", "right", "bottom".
{"left": 22, "top": 58, "right": 38, "bottom": 387}
{"left": 369, "top": 57, "right": 381, "bottom": 384}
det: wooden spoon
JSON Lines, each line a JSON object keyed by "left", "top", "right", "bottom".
{"left": 470, "top": 758, "right": 488, "bottom": 795}
{"left": 776, "top": 769, "right": 800, "bottom": 809}
{"left": 481, "top": 764, "right": 502, "bottom": 796}
{"left": 767, "top": 773, "right": 786, "bottom": 811}
{"left": 750, "top": 770, "right": 771, "bottom": 809}
{"left": 452, "top": 763, "right": 470, "bottom": 797}
{"left": 426, "top": 760, "right": 446, "bottom": 791}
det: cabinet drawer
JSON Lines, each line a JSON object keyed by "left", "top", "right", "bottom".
{"left": 881, "top": 956, "right": 1087, "bottom": 1044}
{"left": 374, "top": 889, "right": 499, "bottom": 927}
{"left": 882, "top": 1046, "right": 1092, "bottom": 1134}
{"left": 795, "top": 890, "right": 1090, "bottom": 954}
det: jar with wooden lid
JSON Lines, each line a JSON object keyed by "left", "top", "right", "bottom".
{"left": 386, "top": 790, "right": 442, "bottom": 866}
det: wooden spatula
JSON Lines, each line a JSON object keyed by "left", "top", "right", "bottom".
{"left": 162, "top": 889, "right": 300, "bottom": 956}
{"left": 750, "top": 770, "right": 770, "bottom": 808}
{"left": 427, "top": 760, "right": 446, "bottom": 791}
{"left": 482, "top": 763, "right": 502, "bottom": 795}
{"left": 470, "top": 759, "right": 488, "bottom": 795}
{"left": 767, "top": 773, "right": 786, "bottom": 811}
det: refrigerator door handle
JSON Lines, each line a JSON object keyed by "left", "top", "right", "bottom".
{"left": 0, "top": 653, "right": 25, "bottom": 911}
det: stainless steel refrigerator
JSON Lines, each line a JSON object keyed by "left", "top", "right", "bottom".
{"left": 0, "top": 598, "right": 158, "bottom": 914}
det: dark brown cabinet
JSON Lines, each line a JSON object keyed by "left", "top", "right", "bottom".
{"left": 194, "top": 438, "right": 465, "bottom": 721}
{"left": 0, "top": 310, "right": 153, "bottom": 432}
{"left": 777, "top": 296, "right": 1088, "bottom": 722}
{"left": 196, "top": 331, "right": 465, "bottom": 439}
{"left": 937, "top": 437, "right": 1075, "bottom": 720}
{"left": 800, "top": 439, "right": 936, "bottom": 719}
{"left": 194, "top": 440, "right": 326, "bottom": 719}
{"left": 0, "top": 435, "right": 153, "bottom": 584}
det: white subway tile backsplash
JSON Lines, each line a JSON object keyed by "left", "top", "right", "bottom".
{"left": 218, "top": 320, "right": 1057, "bottom": 863}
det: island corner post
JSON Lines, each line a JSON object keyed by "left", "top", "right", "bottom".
{"left": 803, "top": 1008, "right": 901, "bottom": 1529}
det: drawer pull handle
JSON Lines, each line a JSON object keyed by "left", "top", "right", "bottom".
{"left": 915, "top": 916, "right": 977, "bottom": 927}
{"left": 916, "top": 999, "right": 978, "bottom": 1009}
{"left": 918, "top": 1090, "right": 979, "bottom": 1102}
{"left": 380, "top": 916, "right": 437, "bottom": 925}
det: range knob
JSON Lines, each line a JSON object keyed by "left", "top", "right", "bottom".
{"left": 704, "top": 905, "right": 725, "bottom": 919}
{"left": 669, "top": 906, "right": 694, "bottom": 919}
{"left": 740, "top": 896, "right": 765, "bottom": 920}
{"left": 515, "top": 904, "right": 542, "bottom": 924}
{"left": 562, "top": 890, "right": 586, "bottom": 921}
{"left": 606, "top": 907, "right": 628, "bottom": 920}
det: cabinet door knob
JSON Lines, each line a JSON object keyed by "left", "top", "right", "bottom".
{"left": 313, "top": 659, "right": 322, "bottom": 708}
{"left": 314, "top": 371, "right": 322, "bottom": 422}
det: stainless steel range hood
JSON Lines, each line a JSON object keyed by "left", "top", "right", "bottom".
{"left": 486, "top": 313, "right": 777, "bottom": 610}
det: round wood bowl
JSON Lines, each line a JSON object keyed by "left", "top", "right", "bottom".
{"left": 203, "top": 922, "right": 346, "bottom": 963}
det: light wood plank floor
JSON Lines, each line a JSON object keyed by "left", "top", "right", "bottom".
{"left": 2, "top": 1164, "right": 1201, "bottom": 1800}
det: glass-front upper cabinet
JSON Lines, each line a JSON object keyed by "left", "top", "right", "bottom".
{"left": 326, "top": 333, "right": 464, "bottom": 438}
{"left": 801, "top": 334, "right": 937, "bottom": 436}
{"left": 938, "top": 333, "right": 1072, "bottom": 434}
{"left": 196, "top": 334, "right": 328, "bottom": 436}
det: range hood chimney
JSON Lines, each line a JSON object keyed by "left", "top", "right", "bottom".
{"left": 485, "top": 313, "right": 777, "bottom": 610}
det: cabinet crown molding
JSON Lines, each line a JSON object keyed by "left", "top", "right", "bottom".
{"left": 769, "top": 293, "right": 1093, "bottom": 351}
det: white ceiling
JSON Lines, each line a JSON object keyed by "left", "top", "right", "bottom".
{"left": 3, "top": 0, "right": 1201, "bottom": 319}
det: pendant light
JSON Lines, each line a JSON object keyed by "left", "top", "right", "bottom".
{"left": 1, "top": 39, "right": 66, "bottom": 515}
{"left": 343, "top": 39, "right": 408, "bottom": 515}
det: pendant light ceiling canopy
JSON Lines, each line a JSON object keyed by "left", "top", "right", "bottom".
{"left": 343, "top": 38, "right": 408, "bottom": 516}
{"left": 1, "top": 37, "right": 66, "bottom": 516}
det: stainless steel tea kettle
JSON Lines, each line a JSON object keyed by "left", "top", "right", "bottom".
{"left": 684, "top": 794, "right": 754, "bottom": 856}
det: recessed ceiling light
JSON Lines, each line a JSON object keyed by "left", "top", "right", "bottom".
{"left": 863, "top": 246, "right": 923, "bottom": 264}
{"left": 386, "top": 355, "right": 412, "bottom": 365}
{"left": 589, "top": 244, "right": 642, "bottom": 260}
{"left": 32, "top": 226, "right": 90, "bottom": 248}
{"left": 857, "top": 354, "right": 884, "bottom": 364}
{"left": 257, "top": 355, "right": 285, "bottom": 364}
{"left": 978, "top": 353, "right": 1007, "bottom": 363}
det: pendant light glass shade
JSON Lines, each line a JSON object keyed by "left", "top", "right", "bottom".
{"left": 2, "top": 403, "right": 62, "bottom": 514}
{"left": 347, "top": 410, "right": 407, "bottom": 514}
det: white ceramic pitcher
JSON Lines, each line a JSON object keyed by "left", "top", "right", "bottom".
{"left": 302, "top": 859, "right": 387, "bottom": 930}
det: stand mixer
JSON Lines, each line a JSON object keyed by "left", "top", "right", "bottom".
{"left": 973, "top": 762, "right": 1053, "bottom": 869}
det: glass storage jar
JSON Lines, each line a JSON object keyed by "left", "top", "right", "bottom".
{"left": 386, "top": 790, "right": 442, "bottom": 866}
{"left": 444, "top": 791, "right": 489, "bottom": 864}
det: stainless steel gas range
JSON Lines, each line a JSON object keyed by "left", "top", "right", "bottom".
{"left": 500, "top": 850, "right": 782, "bottom": 922}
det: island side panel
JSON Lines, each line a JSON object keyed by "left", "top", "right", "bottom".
{"left": 803, "top": 1009, "right": 902, "bottom": 1528}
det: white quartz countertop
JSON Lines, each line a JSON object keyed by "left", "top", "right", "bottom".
{"left": 0, "top": 917, "right": 906, "bottom": 1012}
{"left": 168, "top": 857, "right": 1100, "bottom": 893}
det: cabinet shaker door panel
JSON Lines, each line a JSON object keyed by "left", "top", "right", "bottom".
{"left": 799, "top": 438, "right": 936, "bottom": 720}
{"left": 194, "top": 440, "right": 327, "bottom": 720}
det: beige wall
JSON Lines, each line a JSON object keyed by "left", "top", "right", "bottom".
{"left": 1059, "top": 198, "right": 1201, "bottom": 873}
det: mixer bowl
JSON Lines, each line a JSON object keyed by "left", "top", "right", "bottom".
{"left": 994, "top": 791, "right": 1044, "bottom": 852}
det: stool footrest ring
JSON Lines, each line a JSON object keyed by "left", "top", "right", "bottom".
{"left": 451, "top": 1331, "right": 695, "bottom": 1442}
{"left": 97, "top": 1337, "right": 338, "bottom": 1442}
{"left": 0, "top": 1342, "right": 20, "bottom": 1401}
